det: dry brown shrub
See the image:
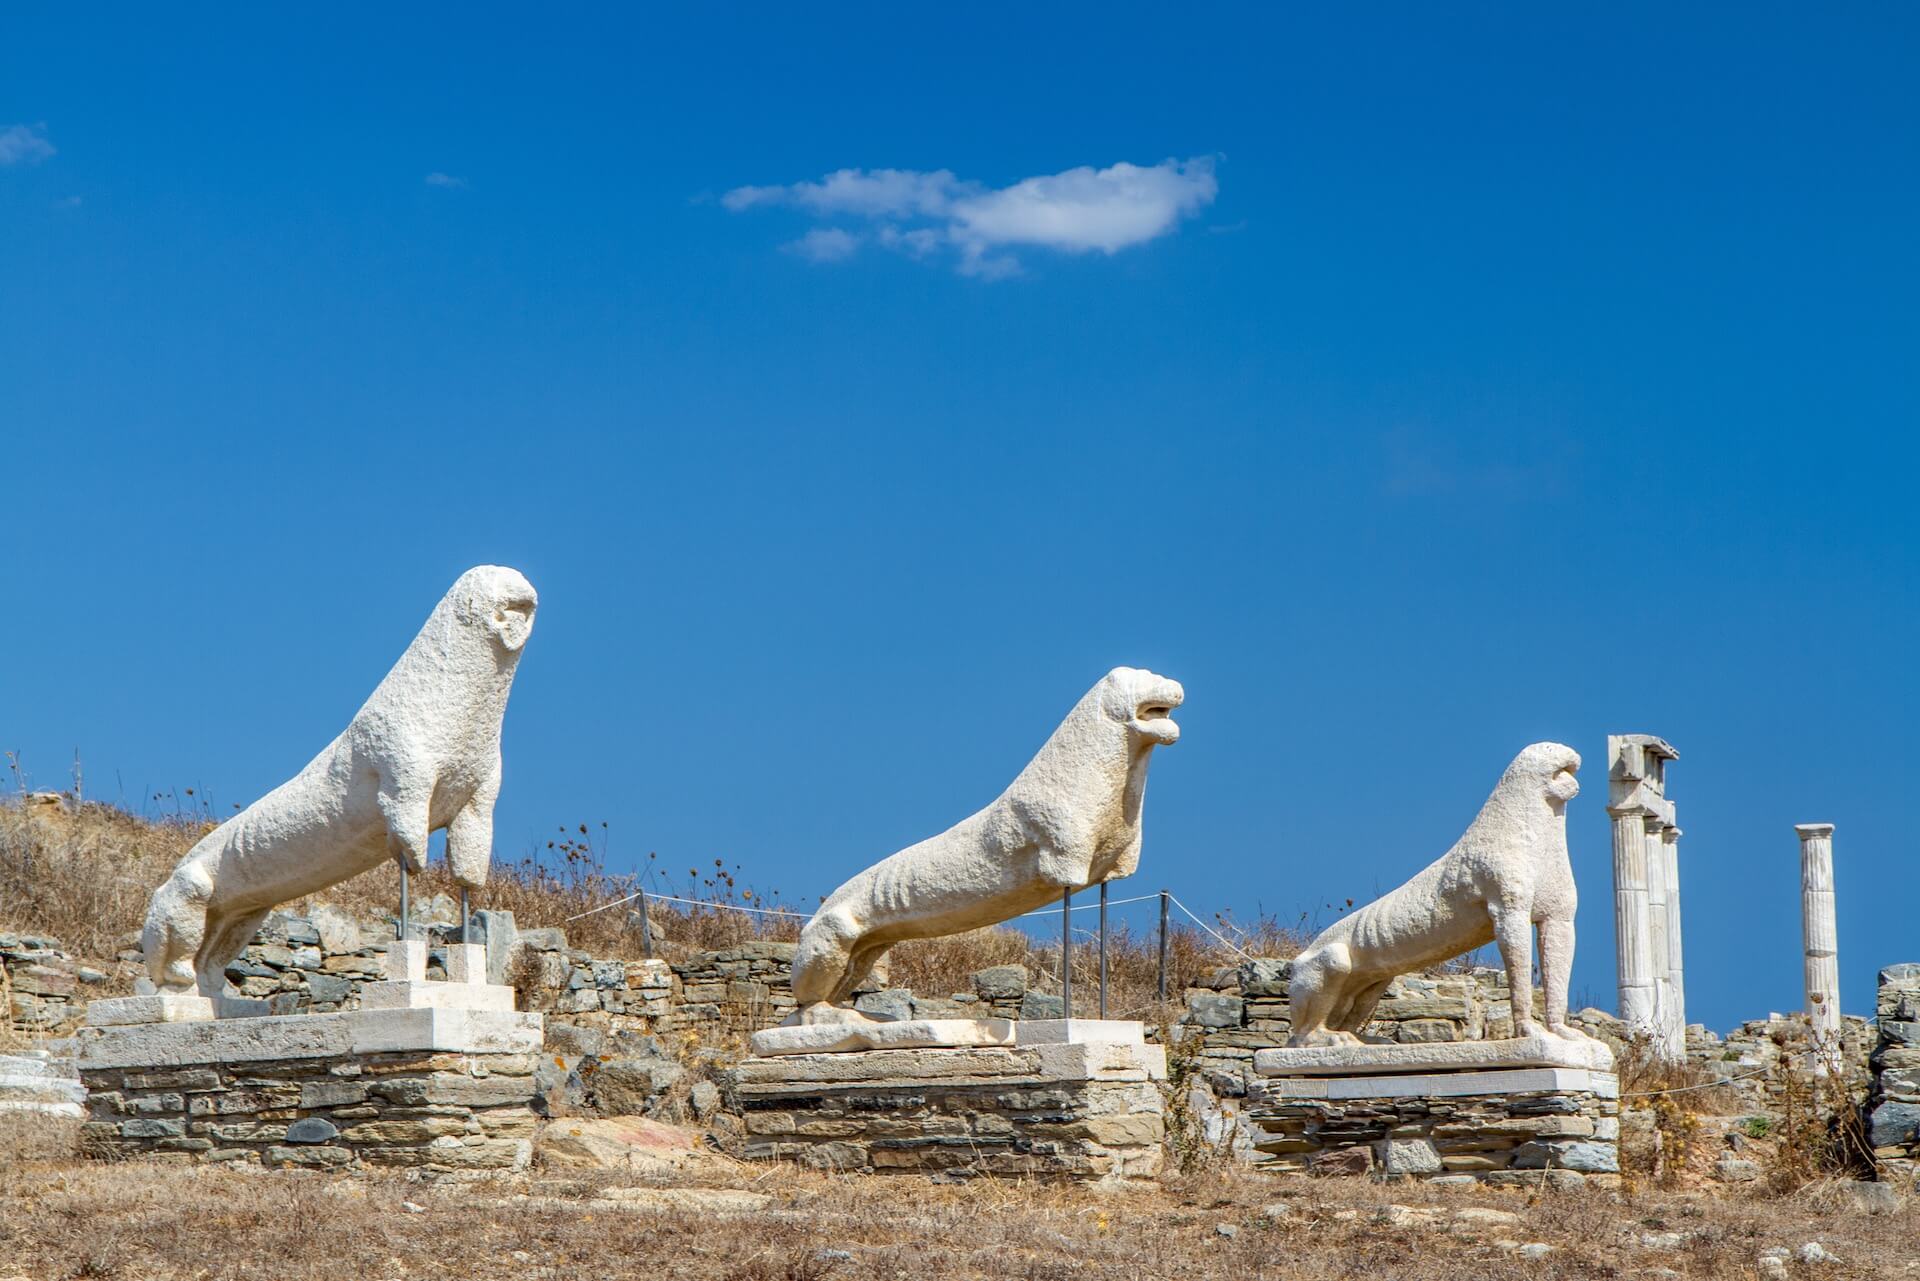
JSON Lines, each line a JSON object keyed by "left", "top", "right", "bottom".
{"left": 0, "top": 801, "right": 198, "bottom": 958}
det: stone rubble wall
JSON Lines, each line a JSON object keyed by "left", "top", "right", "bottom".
{"left": 731, "top": 1045, "right": 1165, "bottom": 1182}
{"left": 2, "top": 932, "right": 111, "bottom": 1036}
{"left": 1177, "top": 959, "right": 1620, "bottom": 1097}
{"left": 1684, "top": 1012, "right": 1875, "bottom": 1115}
{"left": 77, "top": 1048, "right": 538, "bottom": 1171}
{"left": 1245, "top": 1082, "right": 1620, "bottom": 1186}
{"left": 1868, "top": 963, "right": 1920, "bottom": 1181}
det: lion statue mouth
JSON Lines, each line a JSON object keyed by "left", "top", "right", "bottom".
{"left": 1123, "top": 674, "right": 1184, "bottom": 745}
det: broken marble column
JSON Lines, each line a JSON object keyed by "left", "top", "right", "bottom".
{"left": 1607, "top": 735, "right": 1681, "bottom": 1059}
{"left": 1661, "top": 821, "right": 1685, "bottom": 1056}
{"left": 1796, "top": 823, "right": 1842, "bottom": 1070}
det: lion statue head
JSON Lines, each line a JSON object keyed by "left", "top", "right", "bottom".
{"left": 1096, "top": 666, "right": 1185, "bottom": 746}
{"left": 1506, "top": 741, "right": 1581, "bottom": 807}
{"left": 450, "top": 565, "right": 539, "bottom": 653}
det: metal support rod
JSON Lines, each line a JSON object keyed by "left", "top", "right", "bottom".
{"left": 1098, "top": 881, "right": 1109, "bottom": 1019}
{"left": 1157, "top": 890, "right": 1170, "bottom": 1003}
{"left": 1061, "top": 889, "right": 1072, "bottom": 1018}
{"left": 637, "top": 889, "right": 654, "bottom": 959}
{"left": 398, "top": 862, "right": 410, "bottom": 941}
{"left": 460, "top": 889, "right": 470, "bottom": 945}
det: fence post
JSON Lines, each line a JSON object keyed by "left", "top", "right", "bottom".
{"left": 1061, "top": 889, "right": 1072, "bottom": 1018}
{"left": 1098, "top": 881, "right": 1109, "bottom": 1019}
{"left": 398, "top": 863, "right": 410, "bottom": 941}
{"left": 460, "top": 888, "right": 470, "bottom": 945}
{"left": 637, "top": 889, "right": 654, "bottom": 959}
{"left": 1157, "top": 890, "right": 1170, "bottom": 1004}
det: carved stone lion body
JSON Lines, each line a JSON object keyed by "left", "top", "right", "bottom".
{"left": 788, "top": 667, "right": 1184, "bottom": 1023}
{"left": 1287, "top": 742, "right": 1591, "bottom": 1046}
{"left": 142, "top": 566, "right": 537, "bottom": 996}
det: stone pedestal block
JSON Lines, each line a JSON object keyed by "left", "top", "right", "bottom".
{"left": 73, "top": 1007, "right": 543, "bottom": 1172}
{"left": 731, "top": 1021, "right": 1165, "bottom": 1183}
{"left": 1247, "top": 1062, "right": 1620, "bottom": 1186}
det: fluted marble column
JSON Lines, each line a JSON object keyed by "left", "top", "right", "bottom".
{"left": 1608, "top": 734, "right": 1680, "bottom": 1058}
{"left": 1610, "top": 806, "right": 1657, "bottom": 1039}
{"left": 1797, "top": 823, "right": 1841, "bottom": 1070}
{"left": 1662, "top": 821, "right": 1686, "bottom": 1059}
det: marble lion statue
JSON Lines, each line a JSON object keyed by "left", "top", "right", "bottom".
{"left": 1287, "top": 742, "right": 1594, "bottom": 1047}
{"left": 142, "top": 566, "right": 538, "bottom": 996}
{"left": 788, "top": 666, "right": 1184, "bottom": 1025}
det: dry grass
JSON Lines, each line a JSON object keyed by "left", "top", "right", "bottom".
{"left": 0, "top": 800, "right": 1296, "bottom": 1018}
{"left": 1, "top": 1110, "right": 1913, "bottom": 1281}
{"left": 0, "top": 802, "right": 198, "bottom": 959}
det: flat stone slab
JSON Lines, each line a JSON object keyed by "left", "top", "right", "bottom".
{"left": 73, "top": 1006, "right": 544, "bottom": 1070}
{"left": 1015, "top": 1018, "right": 1146, "bottom": 1046}
{"left": 735, "top": 1037, "right": 1167, "bottom": 1089}
{"left": 1253, "top": 1033, "right": 1614, "bottom": 1078}
{"left": 1255, "top": 1066, "right": 1619, "bottom": 1101}
{"left": 748, "top": 1017, "right": 1016, "bottom": 1057}
{"left": 84, "top": 994, "right": 271, "bottom": 1026}
{"left": 357, "top": 979, "right": 518, "bottom": 1012}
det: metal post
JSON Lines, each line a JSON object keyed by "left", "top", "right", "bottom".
{"left": 1060, "top": 889, "right": 1072, "bottom": 1018}
{"left": 460, "top": 888, "right": 470, "bottom": 945}
{"left": 637, "top": 889, "right": 654, "bottom": 959}
{"left": 1098, "top": 881, "right": 1109, "bottom": 1019}
{"left": 1157, "top": 890, "right": 1170, "bottom": 1004}
{"left": 398, "top": 862, "right": 410, "bottom": 941}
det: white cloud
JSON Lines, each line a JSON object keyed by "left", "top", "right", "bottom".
{"left": 0, "top": 124, "right": 55, "bottom": 167}
{"left": 722, "top": 156, "right": 1217, "bottom": 277}
{"left": 785, "top": 227, "right": 861, "bottom": 263}
{"left": 726, "top": 167, "right": 960, "bottom": 218}
{"left": 424, "top": 172, "right": 468, "bottom": 189}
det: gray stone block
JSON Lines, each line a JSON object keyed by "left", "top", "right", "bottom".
{"left": 971, "top": 965, "right": 1027, "bottom": 1001}
{"left": 1021, "top": 992, "right": 1065, "bottom": 1020}
{"left": 1185, "top": 993, "right": 1243, "bottom": 1029}
{"left": 284, "top": 1117, "right": 340, "bottom": 1144}
{"left": 854, "top": 989, "right": 915, "bottom": 1022}
{"left": 1870, "top": 1102, "right": 1920, "bottom": 1149}
{"left": 1373, "top": 1138, "right": 1442, "bottom": 1175}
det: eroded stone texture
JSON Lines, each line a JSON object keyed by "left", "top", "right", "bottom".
{"left": 1246, "top": 1070, "right": 1621, "bottom": 1184}
{"left": 788, "top": 667, "right": 1182, "bottom": 1025}
{"left": 731, "top": 1037, "right": 1165, "bottom": 1183}
{"left": 79, "top": 1041, "right": 538, "bottom": 1171}
{"left": 141, "top": 566, "right": 537, "bottom": 996}
{"left": 1868, "top": 963, "right": 1920, "bottom": 1181}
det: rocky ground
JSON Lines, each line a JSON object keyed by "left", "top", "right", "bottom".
{"left": 3, "top": 1112, "right": 1914, "bottom": 1281}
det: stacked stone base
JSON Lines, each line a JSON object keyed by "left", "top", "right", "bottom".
{"left": 733, "top": 1032, "right": 1165, "bottom": 1183}
{"left": 1248, "top": 1067, "right": 1620, "bottom": 1185}
{"left": 75, "top": 1007, "right": 542, "bottom": 1173}
{"left": 1868, "top": 964, "right": 1920, "bottom": 1183}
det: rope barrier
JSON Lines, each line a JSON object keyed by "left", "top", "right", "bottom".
{"left": 562, "top": 889, "right": 807, "bottom": 924}
{"left": 1166, "top": 892, "right": 1257, "bottom": 960}
{"left": 1017, "top": 891, "right": 1164, "bottom": 918}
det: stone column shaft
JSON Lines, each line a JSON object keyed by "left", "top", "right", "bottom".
{"left": 1796, "top": 823, "right": 1840, "bottom": 1066}
{"left": 1610, "top": 809, "right": 1656, "bottom": 1038}
{"left": 1662, "top": 826, "right": 1685, "bottom": 1057}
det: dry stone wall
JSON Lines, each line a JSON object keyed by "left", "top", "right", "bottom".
{"left": 2, "top": 931, "right": 110, "bottom": 1036}
{"left": 1246, "top": 1079, "right": 1620, "bottom": 1185}
{"left": 1868, "top": 963, "right": 1920, "bottom": 1182}
{"left": 78, "top": 1048, "right": 539, "bottom": 1171}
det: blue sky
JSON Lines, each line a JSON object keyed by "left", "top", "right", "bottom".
{"left": 4, "top": 7, "right": 1916, "bottom": 1031}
